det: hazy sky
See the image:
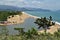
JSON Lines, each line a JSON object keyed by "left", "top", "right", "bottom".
{"left": 0, "top": 0, "right": 60, "bottom": 10}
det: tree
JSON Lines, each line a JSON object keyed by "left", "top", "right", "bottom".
{"left": 49, "top": 16, "right": 52, "bottom": 21}
{"left": 34, "top": 16, "right": 55, "bottom": 34}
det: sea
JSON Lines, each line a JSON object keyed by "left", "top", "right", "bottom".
{"left": 25, "top": 11, "right": 60, "bottom": 22}
{"left": 0, "top": 11, "right": 60, "bottom": 35}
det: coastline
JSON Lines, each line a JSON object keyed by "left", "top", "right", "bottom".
{"left": 0, "top": 12, "right": 38, "bottom": 26}
{"left": 22, "top": 12, "right": 60, "bottom": 26}
{"left": 0, "top": 11, "right": 60, "bottom": 34}
{"left": 0, "top": 12, "right": 60, "bottom": 25}
{"left": 22, "top": 12, "right": 40, "bottom": 18}
{"left": 22, "top": 12, "right": 60, "bottom": 34}
{"left": 38, "top": 24, "right": 60, "bottom": 34}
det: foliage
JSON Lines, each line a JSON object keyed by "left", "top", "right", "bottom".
{"left": 0, "top": 11, "right": 22, "bottom": 21}
{"left": 34, "top": 16, "right": 55, "bottom": 34}
{"left": 0, "top": 28, "right": 60, "bottom": 40}
{"left": 0, "top": 14, "right": 59, "bottom": 40}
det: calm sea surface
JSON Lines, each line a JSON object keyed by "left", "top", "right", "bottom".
{"left": 0, "top": 11, "right": 60, "bottom": 35}
{"left": 25, "top": 11, "right": 60, "bottom": 22}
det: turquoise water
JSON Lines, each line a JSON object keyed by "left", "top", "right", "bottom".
{"left": 25, "top": 11, "right": 60, "bottom": 22}
{"left": 0, "top": 11, "right": 60, "bottom": 35}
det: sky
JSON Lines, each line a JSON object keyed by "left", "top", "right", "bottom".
{"left": 0, "top": 0, "right": 60, "bottom": 10}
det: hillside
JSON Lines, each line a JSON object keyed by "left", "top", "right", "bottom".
{"left": 0, "top": 5, "right": 51, "bottom": 12}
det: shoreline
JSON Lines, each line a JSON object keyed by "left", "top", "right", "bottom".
{"left": 22, "top": 12, "right": 60, "bottom": 26}
{"left": 0, "top": 11, "right": 60, "bottom": 26}
{"left": 22, "top": 12, "right": 40, "bottom": 18}
{"left": 55, "top": 22, "right": 60, "bottom": 25}
{"left": 22, "top": 12, "right": 60, "bottom": 34}
{"left": 0, "top": 11, "right": 60, "bottom": 34}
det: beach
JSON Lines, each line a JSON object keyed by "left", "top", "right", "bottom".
{"left": 0, "top": 11, "right": 60, "bottom": 34}
{"left": 0, "top": 12, "right": 37, "bottom": 25}
{"left": 21, "top": 12, "right": 60, "bottom": 34}
{"left": 0, "top": 12, "right": 39, "bottom": 25}
{"left": 38, "top": 24, "right": 60, "bottom": 34}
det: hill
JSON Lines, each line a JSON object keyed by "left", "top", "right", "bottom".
{"left": 0, "top": 5, "right": 51, "bottom": 12}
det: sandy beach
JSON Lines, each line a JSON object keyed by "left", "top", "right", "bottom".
{"left": 8, "top": 12, "right": 39, "bottom": 24}
{"left": 0, "top": 11, "right": 60, "bottom": 34}
{"left": 22, "top": 12, "right": 60, "bottom": 34}
{"left": 0, "top": 12, "right": 38, "bottom": 25}
{"left": 38, "top": 24, "right": 60, "bottom": 34}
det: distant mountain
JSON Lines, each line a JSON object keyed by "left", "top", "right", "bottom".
{"left": 25, "top": 7, "right": 51, "bottom": 12}
{"left": 0, "top": 5, "right": 27, "bottom": 11}
{"left": 0, "top": 5, "right": 51, "bottom": 12}
{"left": 53, "top": 10, "right": 60, "bottom": 13}
{"left": 56, "top": 10, "right": 60, "bottom": 12}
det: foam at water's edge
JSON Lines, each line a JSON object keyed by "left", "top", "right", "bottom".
{"left": 55, "top": 22, "right": 60, "bottom": 25}
{"left": 22, "top": 12, "right": 60, "bottom": 25}
{"left": 22, "top": 12, "right": 40, "bottom": 18}
{"left": 52, "top": 21, "right": 60, "bottom": 25}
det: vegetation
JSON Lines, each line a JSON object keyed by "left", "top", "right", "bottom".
{"left": 34, "top": 16, "right": 55, "bottom": 34}
{"left": 0, "top": 13, "right": 59, "bottom": 40}
{"left": 0, "top": 28, "right": 60, "bottom": 40}
{"left": 0, "top": 11, "right": 22, "bottom": 21}
{"left": 14, "top": 28, "right": 24, "bottom": 35}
